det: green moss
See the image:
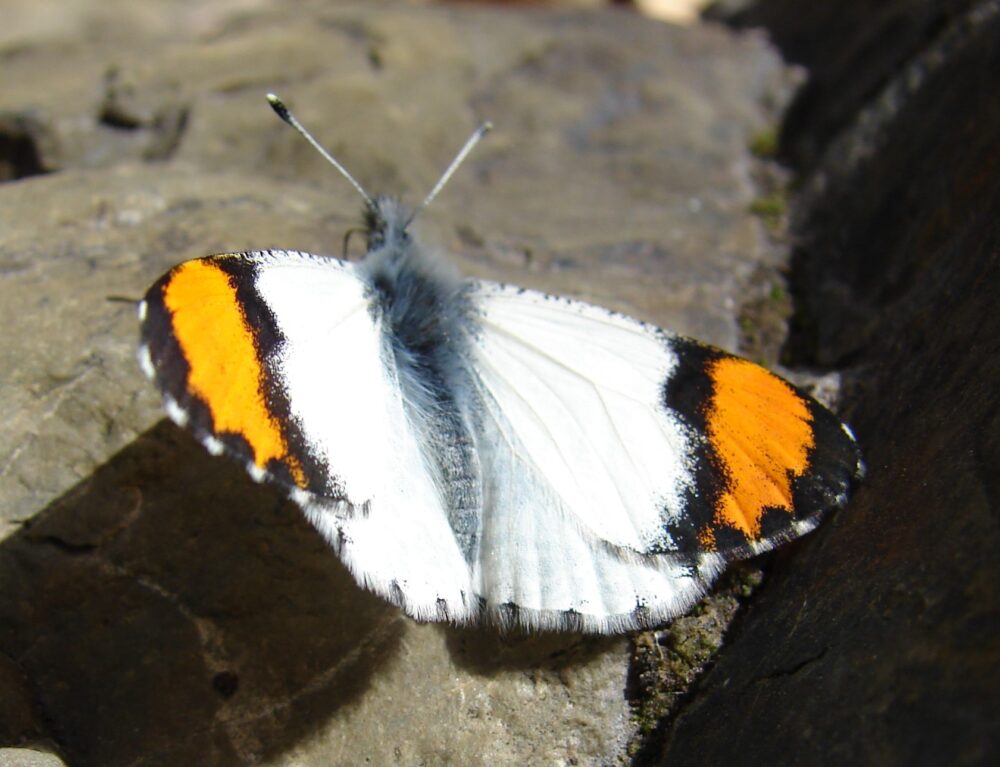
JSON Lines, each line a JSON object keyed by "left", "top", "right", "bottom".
{"left": 749, "top": 126, "right": 779, "bottom": 159}
{"left": 625, "top": 568, "right": 766, "bottom": 761}
{"left": 749, "top": 190, "right": 788, "bottom": 233}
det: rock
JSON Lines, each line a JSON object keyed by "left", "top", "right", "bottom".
{"left": 0, "top": 654, "right": 47, "bottom": 747}
{"left": 706, "top": 0, "right": 981, "bottom": 168}
{"left": 0, "top": 749, "right": 67, "bottom": 767}
{"left": 657, "top": 2, "right": 1000, "bottom": 765}
{"left": 0, "top": 1, "right": 792, "bottom": 765}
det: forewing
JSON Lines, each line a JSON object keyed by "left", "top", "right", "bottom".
{"left": 139, "top": 251, "right": 475, "bottom": 619}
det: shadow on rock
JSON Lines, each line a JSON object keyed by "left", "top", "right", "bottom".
{"left": 442, "top": 622, "right": 620, "bottom": 676}
{"left": 0, "top": 420, "right": 403, "bottom": 767}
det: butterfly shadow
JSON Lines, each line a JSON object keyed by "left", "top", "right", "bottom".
{"left": 441, "top": 623, "right": 622, "bottom": 677}
{"left": 0, "top": 419, "right": 404, "bottom": 766}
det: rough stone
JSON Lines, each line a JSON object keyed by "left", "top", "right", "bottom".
{"left": 0, "top": 750, "right": 67, "bottom": 767}
{"left": 707, "top": 0, "right": 982, "bottom": 168}
{"left": 657, "top": 2, "right": 1000, "bottom": 765}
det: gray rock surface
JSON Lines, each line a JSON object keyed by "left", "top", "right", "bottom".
{"left": 657, "top": 2, "right": 1000, "bottom": 765}
{"left": 0, "top": 1, "right": 793, "bottom": 764}
{"left": 0, "top": 749, "right": 67, "bottom": 767}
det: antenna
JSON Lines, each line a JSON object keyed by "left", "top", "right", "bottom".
{"left": 408, "top": 121, "right": 492, "bottom": 226}
{"left": 266, "top": 93, "right": 374, "bottom": 208}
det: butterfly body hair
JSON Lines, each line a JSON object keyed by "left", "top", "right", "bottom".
{"left": 357, "top": 197, "right": 483, "bottom": 560}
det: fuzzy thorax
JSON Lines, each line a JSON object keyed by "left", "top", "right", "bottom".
{"left": 357, "top": 196, "right": 484, "bottom": 560}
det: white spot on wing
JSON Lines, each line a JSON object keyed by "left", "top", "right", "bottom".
{"left": 792, "top": 518, "right": 820, "bottom": 536}
{"left": 137, "top": 345, "right": 155, "bottom": 379}
{"left": 137, "top": 300, "right": 148, "bottom": 322}
{"left": 840, "top": 421, "right": 857, "bottom": 442}
{"left": 839, "top": 422, "right": 867, "bottom": 478}
{"left": 202, "top": 435, "right": 224, "bottom": 456}
{"left": 164, "top": 396, "right": 189, "bottom": 427}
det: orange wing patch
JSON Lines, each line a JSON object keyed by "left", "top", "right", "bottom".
{"left": 162, "top": 259, "right": 306, "bottom": 487}
{"left": 705, "top": 357, "right": 814, "bottom": 540}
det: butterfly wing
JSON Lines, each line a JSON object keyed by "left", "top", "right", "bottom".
{"left": 139, "top": 250, "right": 476, "bottom": 619}
{"left": 140, "top": 252, "right": 862, "bottom": 633}
{"left": 464, "top": 282, "right": 863, "bottom": 631}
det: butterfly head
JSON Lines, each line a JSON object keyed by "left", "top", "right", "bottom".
{"left": 265, "top": 92, "right": 488, "bottom": 264}
{"left": 364, "top": 196, "right": 412, "bottom": 252}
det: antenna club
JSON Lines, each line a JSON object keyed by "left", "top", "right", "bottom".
{"left": 264, "top": 93, "right": 489, "bottom": 219}
{"left": 266, "top": 92, "right": 375, "bottom": 207}
{"left": 266, "top": 93, "right": 292, "bottom": 123}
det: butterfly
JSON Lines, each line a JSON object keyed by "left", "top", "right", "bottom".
{"left": 137, "top": 95, "right": 864, "bottom": 633}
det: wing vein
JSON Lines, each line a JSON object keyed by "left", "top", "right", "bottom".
{"left": 480, "top": 317, "right": 658, "bottom": 406}
{"left": 474, "top": 341, "right": 640, "bottom": 533}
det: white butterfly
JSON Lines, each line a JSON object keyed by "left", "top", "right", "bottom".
{"left": 138, "top": 96, "right": 863, "bottom": 633}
